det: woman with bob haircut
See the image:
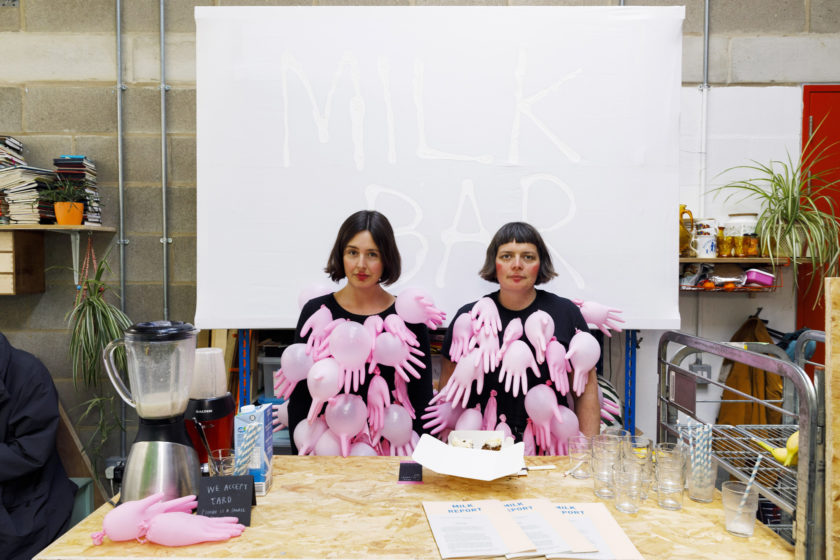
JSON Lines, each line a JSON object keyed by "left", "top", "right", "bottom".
{"left": 435, "top": 221, "right": 600, "bottom": 442}
{"left": 285, "top": 210, "right": 435, "bottom": 454}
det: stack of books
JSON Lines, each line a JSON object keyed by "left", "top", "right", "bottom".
{"left": 0, "top": 165, "right": 56, "bottom": 224}
{"left": 0, "top": 136, "right": 25, "bottom": 169}
{"left": 53, "top": 155, "right": 101, "bottom": 226}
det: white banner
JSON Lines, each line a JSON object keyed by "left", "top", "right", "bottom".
{"left": 195, "top": 6, "right": 684, "bottom": 329}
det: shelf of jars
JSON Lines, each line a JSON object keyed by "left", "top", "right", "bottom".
{"left": 678, "top": 257, "right": 789, "bottom": 293}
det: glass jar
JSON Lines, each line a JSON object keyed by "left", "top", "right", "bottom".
{"left": 725, "top": 213, "right": 758, "bottom": 258}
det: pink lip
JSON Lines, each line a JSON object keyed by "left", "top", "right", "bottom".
{"left": 356, "top": 274, "right": 369, "bottom": 280}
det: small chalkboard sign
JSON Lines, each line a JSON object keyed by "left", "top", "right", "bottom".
{"left": 197, "top": 475, "right": 257, "bottom": 526}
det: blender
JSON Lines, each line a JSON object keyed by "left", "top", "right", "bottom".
{"left": 103, "top": 321, "right": 201, "bottom": 502}
{"left": 185, "top": 347, "right": 235, "bottom": 472}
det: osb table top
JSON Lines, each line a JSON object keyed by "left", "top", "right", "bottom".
{"left": 36, "top": 455, "right": 794, "bottom": 559}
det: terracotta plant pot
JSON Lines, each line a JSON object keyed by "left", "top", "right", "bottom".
{"left": 54, "top": 201, "right": 84, "bottom": 226}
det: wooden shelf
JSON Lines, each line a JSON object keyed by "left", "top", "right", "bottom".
{"left": 679, "top": 257, "right": 789, "bottom": 265}
{"left": 0, "top": 225, "right": 117, "bottom": 288}
{"left": 0, "top": 224, "right": 116, "bottom": 233}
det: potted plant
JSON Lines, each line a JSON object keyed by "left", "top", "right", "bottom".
{"left": 717, "top": 132, "right": 840, "bottom": 302}
{"left": 38, "top": 176, "right": 90, "bottom": 225}
{"left": 66, "top": 249, "right": 132, "bottom": 473}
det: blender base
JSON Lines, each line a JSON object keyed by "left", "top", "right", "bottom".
{"left": 120, "top": 440, "right": 200, "bottom": 503}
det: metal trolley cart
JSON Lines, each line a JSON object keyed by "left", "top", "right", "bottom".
{"left": 657, "top": 331, "right": 824, "bottom": 560}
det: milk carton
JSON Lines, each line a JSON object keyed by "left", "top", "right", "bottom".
{"left": 234, "top": 403, "right": 273, "bottom": 496}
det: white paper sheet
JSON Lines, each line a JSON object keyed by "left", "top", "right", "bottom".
{"left": 412, "top": 434, "right": 526, "bottom": 481}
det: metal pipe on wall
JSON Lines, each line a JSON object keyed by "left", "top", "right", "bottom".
{"left": 694, "top": 0, "right": 712, "bottom": 341}
{"left": 159, "top": 0, "right": 171, "bottom": 320}
{"left": 115, "top": 0, "right": 127, "bottom": 459}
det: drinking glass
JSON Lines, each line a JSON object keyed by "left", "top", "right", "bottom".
{"left": 567, "top": 435, "right": 592, "bottom": 479}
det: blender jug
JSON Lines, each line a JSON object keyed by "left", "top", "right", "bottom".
{"left": 103, "top": 321, "right": 197, "bottom": 417}
{"left": 102, "top": 321, "right": 201, "bottom": 502}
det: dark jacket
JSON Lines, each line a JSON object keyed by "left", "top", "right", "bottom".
{"left": 0, "top": 333, "right": 77, "bottom": 560}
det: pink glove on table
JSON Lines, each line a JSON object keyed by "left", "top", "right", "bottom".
{"left": 143, "top": 512, "right": 245, "bottom": 546}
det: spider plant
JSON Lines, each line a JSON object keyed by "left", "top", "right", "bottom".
{"left": 716, "top": 130, "right": 840, "bottom": 303}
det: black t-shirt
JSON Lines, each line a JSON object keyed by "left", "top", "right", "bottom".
{"left": 440, "top": 290, "right": 590, "bottom": 441}
{"left": 286, "top": 293, "right": 434, "bottom": 454}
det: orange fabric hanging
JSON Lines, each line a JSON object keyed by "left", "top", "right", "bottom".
{"left": 716, "top": 317, "right": 784, "bottom": 426}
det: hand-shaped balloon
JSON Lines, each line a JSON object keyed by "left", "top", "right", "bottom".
{"left": 325, "top": 393, "right": 368, "bottom": 457}
{"left": 571, "top": 299, "right": 625, "bottom": 337}
{"left": 469, "top": 328, "right": 501, "bottom": 374}
{"left": 434, "top": 349, "right": 484, "bottom": 408}
{"left": 598, "top": 385, "right": 622, "bottom": 422}
{"left": 313, "top": 429, "right": 342, "bottom": 456}
{"left": 524, "top": 310, "right": 555, "bottom": 364}
{"left": 454, "top": 404, "right": 483, "bottom": 431}
{"left": 294, "top": 415, "right": 328, "bottom": 455}
{"left": 482, "top": 390, "right": 498, "bottom": 431}
{"left": 548, "top": 405, "right": 579, "bottom": 455}
{"left": 495, "top": 414, "right": 513, "bottom": 440}
{"left": 498, "top": 340, "right": 540, "bottom": 397}
{"left": 545, "top": 338, "right": 570, "bottom": 395}
{"left": 349, "top": 441, "right": 379, "bottom": 456}
{"left": 392, "top": 374, "right": 415, "bottom": 419}
{"left": 369, "top": 331, "right": 425, "bottom": 383}
{"left": 272, "top": 401, "right": 289, "bottom": 433}
{"left": 306, "top": 358, "right": 342, "bottom": 422}
{"left": 300, "top": 305, "right": 334, "bottom": 355}
{"left": 329, "top": 321, "right": 374, "bottom": 392}
{"left": 363, "top": 315, "right": 385, "bottom": 361}
{"left": 396, "top": 286, "right": 446, "bottom": 329}
{"left": 470, "top": 297, "right": 502, "bottom": 336}
{"left": 383, "top": 314, "right": 419, "bottom": 347}
{"left": 523, "top": 419, "right": 537, "bottom": 456}
{"left": 448, "top": 313, "right": 474, "bottom": 362}
{"left": 524, "top": 384, "right": 563, "bottom": 451}
{"left": 273, "top": 343, "right": 314, "bottom": 400}
{"left": 380, "top": 404, "right": 413, "bottom": 455}
{"left": 499, "top": 317, "right": 523, "bottom": 357}
{"left": 366, "top": 373, "right": 391, "bottom": 436}
{"left": 143, "top": 512, "right": 245, "bottom": 546}
{"left": 566, "top": 329, "right": 600, "bottom": 396}
{"left": 91, "top": 492, "right": 197, "bottom": 544}
{"left": 421, "top": 400, "right": 464, "bottom": 436}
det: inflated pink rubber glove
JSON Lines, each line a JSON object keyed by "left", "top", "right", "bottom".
{"left": 325, "top": 393, "right": 368, "bottom": 457}
{"left": 310, "top": 317, "right": 346, "bottom": 361}
{"left": 273, "top": 343, "right": 314, "bottom": 400}
{"left": 495, "top": 414, "right": 513, "bottom": 440}
{"left": 392, "top": 374, "right": 415, "bottom": 419}
{"left": 571, "top": 299, "right": 625, "bottom": 337}
{"left": 421, "top": 400, "right": 464, "bottom": 436}
{"left": 598, "top": 386, "right": 622, "bottom": 422}
{"left": 272, "top": 401, "right": 289, "bottom": 433}
{"left": 368, "top": 331, "right": 425, "bottom": 383}
{"left": 306, "top": 358, "right": 342, "bottom": 422}
{"left": 294, "top": 415, "right": 328, "bottom": 455}
{"left": 91, "top": 492, "right": 197, "bottom": 544}
{"left": 391, "top": 430, "right": 420, "bottom": 457}
{"left": 363, "top": 315, "right": 385, "bottom": 361}
{"left": 143, "top": 512, "right": 245, "bottom": 546}
{"left": 434, "top": 349, "right": 484, "bottom": 408}
{"left": 366, "top": 373, "right": 391, "bottom": 436}
{"left": 454, "top": 404, "right": 483, "bottom": 431}
{"left": 396, "top": 287, "right": 446, "bottom": 329}
{"left": 329, "top": 321, "right": 374, "bottom": 393}
{"left": 383, "top": 313, "right": 419, "bottom": 347}
{"left": 470, "top": 297, "right": 502, "bottom": 336}
{"left": 498, "top": 340, "right": 540, "bottom": 398}
{"left": 548, "top": 406, "right": 579, "bottom": 455}
{"left": 523, "top": 419, "right": 537, "bottom": 456}
{"left": 381, "top": 404, "right": 413, "bottom": 455}
{"left": 499, "top": 318, "right": 523, "bottom": 357}
{"left": 524, "top": 310, "right": 555, "bottom": 364}
{"left": 566, "top": 329, "right": 600, "bottom": 397}
{"left": 482, "top": 390, "right": 498, "bottom": 431}
{"left": 448, "top": 313, "right": 474, "bottom": 362}
{"left": 545, "top": 338, "right": 570, "bottom": 395}
{"left": 524, "top": 384, "right": 563, "bottom": 451}
{"left": 300, "top": 305, "right": 334, "bottom": 355}
{"left": 469, "top": 328, "right": 501, "bottom": 374}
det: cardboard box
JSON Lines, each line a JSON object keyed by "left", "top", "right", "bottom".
{"left": 234, "top": 404, "right": 273, "bottom": 496}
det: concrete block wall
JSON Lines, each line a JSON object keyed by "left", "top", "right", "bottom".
{"left": 0, "top": 0, "right": 838, "bottom": 480}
